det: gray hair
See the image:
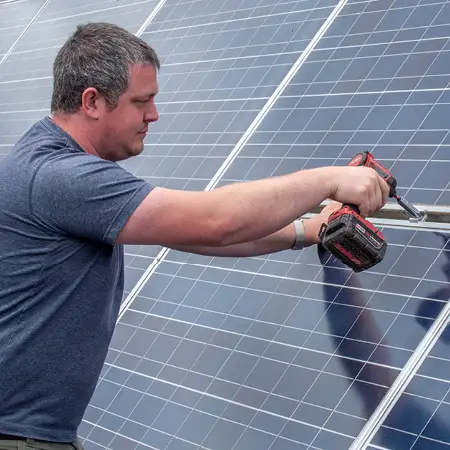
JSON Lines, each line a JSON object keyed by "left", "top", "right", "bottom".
{"left": 51, "top": 22, "right": 160, "bottom": 114}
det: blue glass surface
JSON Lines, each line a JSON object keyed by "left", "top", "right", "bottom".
{"left": 81, "top": 230, "right": 450, "bottom": 449}
{"left": 369, "top": 235, "right": 450, "bottom": 450}
{"left": 0, "top": 0, "right": 47, "bottom": 55}
{"left": 217, "top": 0, "right": 450, "bottom": 206}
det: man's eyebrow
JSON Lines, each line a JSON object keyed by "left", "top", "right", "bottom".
{"left": 133, "top": 91, "right": 158, "bottom": 99}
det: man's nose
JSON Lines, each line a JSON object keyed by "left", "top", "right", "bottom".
{"left": 144, "top": 104, "right": 158, "bottom": 123}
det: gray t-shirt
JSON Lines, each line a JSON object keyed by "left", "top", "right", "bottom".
{"left": 0, "top": 117, "right": 153, "bottom": 442}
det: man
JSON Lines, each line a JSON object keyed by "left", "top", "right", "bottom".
{"left": 0, "top": 22, "right": 389, "bottom": 450}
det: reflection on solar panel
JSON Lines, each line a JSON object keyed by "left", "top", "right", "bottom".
{"left": 1, "top": 0, "right": 449, "bottom": 449}
{"left": 369, "top": 323, "right": 450, "bottom": 449}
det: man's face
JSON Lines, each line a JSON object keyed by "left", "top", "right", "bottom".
{"left": 99, "top": 64, "right": 159, "bottom": 161}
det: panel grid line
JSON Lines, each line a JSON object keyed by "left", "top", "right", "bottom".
{"left": 296, "top": 1, "right": 418, "bottom": 175}
{"left": 97, "top": 354, "right": 450, "bottom": 435}
{"left": 88, "top": 350, "right": 450, "bottom": 450}
{"left": 110, "top": 230, "right": 444, "bottom": 448}
{"left": 407, "top": 385, "right": 450, "bottom": 449}
{"left": 0, "top": 0, "right": 50, "bottom": 68}
{"left": 123, "top": 292, "right": 443, "bottom": 353}
{"left": 349, "top": 245, "right": 450, "bottom": 449}
{"left": 121, "top": 308, "right": 415, "bottom": 365}
{"left": 94, "top": 361, "right": 359, "bottom": 443}
{"left": 5, "top": 30, "right": 450, "bottom": 64}
{"left": 107, "top": 335, "right": 450, "bottom": 390}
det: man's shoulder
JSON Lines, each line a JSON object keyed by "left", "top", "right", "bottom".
{"left": 1, "top": 117, "right": 152, "bottom": 245}
{"left": 14, "top": 116, "right": 68, "bottom": 152}
{"left": 6, "top": 117, "right": 81, "bottom": 176}
{"left": 12, "top": 117, "right": 125, "bottom": 180}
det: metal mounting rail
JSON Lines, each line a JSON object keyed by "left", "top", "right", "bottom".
{"left": 305, "top": 201, "right": 450, "bottom": 231}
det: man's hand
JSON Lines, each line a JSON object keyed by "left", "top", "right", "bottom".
{"left": 303, "top": 201, "right": 342, "bottom": 245}
{"left": 327, "top": 166, "right": 390, "bottom": 217}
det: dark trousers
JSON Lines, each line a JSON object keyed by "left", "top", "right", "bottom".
{"left": 0, "top": 436, "right": 84, "bottom": 450}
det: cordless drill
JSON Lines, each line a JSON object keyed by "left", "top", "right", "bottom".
{"left": 318, "top": 151, "right": 425, "bottom": 272}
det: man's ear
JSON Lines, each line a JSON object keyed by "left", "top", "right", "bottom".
{"left": 80, "top": 87, "right": 104, "bottom": 119}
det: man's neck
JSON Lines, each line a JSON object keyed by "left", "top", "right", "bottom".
{"left": 51, "top": 114, "right": 101, "bottom": 158}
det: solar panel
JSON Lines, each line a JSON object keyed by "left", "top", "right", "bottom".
{"left": 82, "top": 228, "right": 449, "bottom": 450}
{"left": 212, "top": 0, "right": 450, "bottom": 206}
{"left": 365, "top": 236, "right": 450, "bottom": 450}
{"left": 1, "top": 0, "right": 450, "bottom": 449}
{"left": 0, "top": 1, "right": 40, "bottom": 55}
{"left": 368, "top": 331, "right": 450, "bottom": 449}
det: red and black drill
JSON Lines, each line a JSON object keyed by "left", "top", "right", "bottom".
{"left": 318, "top": 151, "right": 426, "bottom": 272}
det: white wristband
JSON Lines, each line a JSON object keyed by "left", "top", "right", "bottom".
{"left": 292, "top": 219, "right": 306, "bottom": 250}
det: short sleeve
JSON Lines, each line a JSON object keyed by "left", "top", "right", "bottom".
{"left": 31, "top": 154, "right": 154, "bottom": 244}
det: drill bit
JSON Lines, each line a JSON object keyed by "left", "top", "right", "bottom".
{"left": 393, "top": 194, "right": 427, "bottom": 222}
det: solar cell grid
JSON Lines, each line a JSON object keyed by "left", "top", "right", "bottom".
{"left": 365, "top": 238, "right": 450, "bottom": 450}
{"left": 131, "top": 0, "right": 340, "bottom": 187}
{"left": 0, "top": 0, "right": 47, "bottom": 56}
{"left": 81, "top": 229, "right": 450, "bottom": 449}
{"left": 367, "top": 344, "right": 450, "bottom": 449}
{"left": 214, "top": 0, "right": 450, "bottom": 205}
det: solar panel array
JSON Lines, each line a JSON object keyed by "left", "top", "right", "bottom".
{"left": 1, "top": 0, "right": 449, "bottom": 450}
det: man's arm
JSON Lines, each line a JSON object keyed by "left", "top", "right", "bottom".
{"left": 31, "top": 156, "right": 387, "bottom": 249}
{"left": 169, "top": 203, "right": 341, "bottom": 257}
{"left": 170, "top": 222, "right": 296, "bottom": 257}
{"left": 116, "top": 166, "right": 388, "bottom": 247}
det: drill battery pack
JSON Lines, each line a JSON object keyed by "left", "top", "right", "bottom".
{"left": 318, "top": 205, "right": 387, "bottom": 272}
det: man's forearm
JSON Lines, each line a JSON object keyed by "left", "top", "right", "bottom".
{"left": 170, "top": 223, "right": 296, "bottom": 257}
{"left": 170, "top": 217, "right": 322, "bottom": 257}
{"left": 208, "top": 167, "right": 333, "bottom": 246}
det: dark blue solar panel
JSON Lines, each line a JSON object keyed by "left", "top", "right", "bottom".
{"left": 80, "top": 230, "right": 449, "bottom": 449}
{"left": 214, "top": 0, "right": 450, "bottom": 206}
{"left": 366, "top": 234, "right": 450, "bottom": 450}
{"left": 368, "top": 364, "right": 450, "bottom": 449}
{"left": 130, "top": 0, "right": 340, "bottom": 190}
{"left": 0, "top": 1, "right": 48, "bottom": 56}
{"left": 368, "top": 347, "right": 450, "bottom": 449}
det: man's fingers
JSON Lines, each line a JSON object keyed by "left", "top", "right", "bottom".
{"left": 327, "top": 166, "right": 391, "bottom": 215}
{"left": 324, "top": 200, "right": 342, "bottom": 213}
{"left": 358, "top": 193, "right": 370, "bottom": 217}
{"left": 378, "top": 174, "right": 390, "bottom": 206}
{"left": 373, "top": 179, "right": 383, "bottom": 211}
